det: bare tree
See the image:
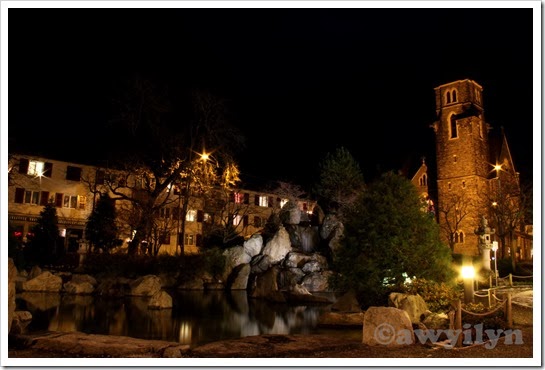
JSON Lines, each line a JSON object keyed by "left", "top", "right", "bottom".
{"left": 436, "top": 191, "right": 473, "bottom": 252}
{"left": 96, "top": 76, "right": 245, "bottom": 255}
{"left": 485, "top": 171, "right": 531, "bottom": 270}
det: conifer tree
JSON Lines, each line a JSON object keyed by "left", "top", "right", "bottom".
{"left": 331, "top": 171, "right": 454, "bottom": 308}
{"left": 86, "top": 193, "right": 119, "bottom": 253}
{"left": 27, "top": 202, "right": 60, "bottom": 265}
{"left": 313, "top": 146, "right": 365, "bottom": 215}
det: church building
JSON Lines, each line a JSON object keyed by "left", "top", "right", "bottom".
{"left": 429, "top": 79, "right": 532, "bottom": 261}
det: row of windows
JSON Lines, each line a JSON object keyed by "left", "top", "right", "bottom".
{"left": 19, "top": 159, "right": 82, "bottom": 182}
{"left": 232, "top": 192, "right": 289, "bottom": 208}
{"left": 157, "top": 233, "right": 202, "bottom": 246}
{"left": 13, "top": 188, "right": 86, "bottom": 209}
{"left": 157, "top": 206, "right": 265, "bottom": 228}
{"left": 444, "top": 87, "right": 481, "bottom": 105}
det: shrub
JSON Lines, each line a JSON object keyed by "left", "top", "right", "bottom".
{"left": 402, "top": 278, "right": 461, "bottom": 313}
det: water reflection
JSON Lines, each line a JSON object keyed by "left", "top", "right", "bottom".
{"left": 15, "top": 290, "right": 339, "bottom": 348}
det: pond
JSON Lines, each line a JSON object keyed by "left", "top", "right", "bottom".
{"left": 15, "top": 290, "right": 361, "bottom": 348}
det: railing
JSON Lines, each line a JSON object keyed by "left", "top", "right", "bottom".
{"left": 451, "top": 294, "right": 512, "bottom": 348}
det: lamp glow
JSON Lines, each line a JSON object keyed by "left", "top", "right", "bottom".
{"left": 461, "top": 266, "right": 475, "bottom": 279}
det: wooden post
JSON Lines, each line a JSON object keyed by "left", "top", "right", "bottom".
{"left": 455, "top": 299, "right": 462, "bottom": 347}
{"left": 506, "top": 292, "right": 513, "bottom": 329}
{"left": 488, "top": 289, "right": 492, "bottom": 308}
{"left": 509, "top": 274, "right": 513, "bottom": 286}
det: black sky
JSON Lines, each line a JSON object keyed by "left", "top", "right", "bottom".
{"left": 7, "top": 5, "right": 536, "bottom": 189}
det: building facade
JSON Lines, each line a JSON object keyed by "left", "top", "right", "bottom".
{"left": 8, "top": 154, "right": 314, "bottom": 256}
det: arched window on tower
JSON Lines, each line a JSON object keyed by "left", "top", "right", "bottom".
{"left": 419, "top": 174, "right": 427, "bottom": 186}
{"left": 446, "top": 91, "right": 451, "bottom": 104}
{"left": 450, "top": 115, "right": 458, "bottom": 139}
{"left": 452, "top": 231, "right": 465, "bottom": 244}
{"left": 452, "top": 89, "right": 457, "bottom": 102}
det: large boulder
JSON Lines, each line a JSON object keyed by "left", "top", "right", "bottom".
{"left": 63, "top": 281, "right": 95, "bottom": 295}
{"left": 10, "top": 310, "right": 33, "bottom": 334}
{"left": 388, "top": 293, "right": 429, "bottom": 324}
{"left": 243, "top": 234, "right": 263, "bottom": 258}
{"left": 22, "top": 271, "right": 63, "bottom": 292}
{"left": 262, "top": 226, "right": 292, "bottom": 264}
{"left": 362, "top": 306, "right": 414, "bottom": 346}
{"left": 222, "top": 246, "right": 252, "bottom": 282}
{"left": 148, "top": 291, "right": 173, "bottom": 309}
{"left": 129, "top": 275, "right": 162, "bottom": 297}
{"left": 227, "top": 263, "right": 251, "bottom": 290}
{"left": 301, "top": 271, "right": 334, "bottom": 292}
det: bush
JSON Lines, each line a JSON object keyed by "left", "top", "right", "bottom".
{"left": 402, "top": 278, "right": 461, "bottom": 313}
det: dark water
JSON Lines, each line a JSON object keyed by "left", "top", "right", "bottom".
{"left": 15, "top": 290, "right": 360, "bottom": 348}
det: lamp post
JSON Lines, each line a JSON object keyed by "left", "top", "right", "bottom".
{"left": 461, "top": 265, "right": 475, "bottom": 304}
{"left": 491, "top": 241, "right": 499, "bottom": 286}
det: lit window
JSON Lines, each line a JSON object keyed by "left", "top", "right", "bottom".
{"left": 64, "top": 195, "right": 78, "bottom": 209}
{"left": 233, "top": 214, "right": 242, "bottom": 226}
{"left": 234, "top": 192, "right": 244, "bottom": 204}
{"left": 203, "top": 213, "right": 211, "bottom": 223}
{"left": 186, "top": 210, "right": 196, "bottom": 222}
{"left": 28, "top": 161, "right": 44, "bottom": 177}
{"left": 279, "top": 198, "right": 289, "bottom": 208}
{"left": 258, "top": 196, "right": 268, "bottom": 207}
{"left": 78, "top": 196, "right": 86, "bottom": 210}
{"left": 185, "top": 234, "right": 194, "bottom": 246}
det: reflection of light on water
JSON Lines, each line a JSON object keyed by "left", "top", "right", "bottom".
{"left": 178, "top": 321, "right": 192, "bottom": 344}
{"left": 48, "top": 307, "right": 77, "bottom": 332}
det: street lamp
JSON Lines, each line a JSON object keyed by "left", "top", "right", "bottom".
{"left": 461, "top": 265, "right": 475, "bottom": 303}
{"left": 491, "top": 241, "right": 499, "bottom": 286}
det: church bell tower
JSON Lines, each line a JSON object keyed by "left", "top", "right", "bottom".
{"left": 432, "top": 79, "right": 491, "bottom": 256}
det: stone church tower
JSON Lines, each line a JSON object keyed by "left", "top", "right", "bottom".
{"left": 431, "top": 79, "right": 491, "bottom": 256}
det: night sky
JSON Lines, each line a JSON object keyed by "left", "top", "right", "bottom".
{"left": 7, "top": 4, "right": 537, "bottom": 190}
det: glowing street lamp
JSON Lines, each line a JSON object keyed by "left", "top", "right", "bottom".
{"left": 461, "top": 265, "right": 475, "bottom": 303}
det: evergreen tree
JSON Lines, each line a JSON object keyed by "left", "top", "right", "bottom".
{"left": 27, "top": 202, "right": 60, "bottom": 265}
{"left": 86, "top": 193, "right": 119, "bottom": 252}
{"left": 331, "top": 171, "right": 454, "bottom": 308}
{"left": 312, "top": 146, "right": 365, "bottom": 215}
